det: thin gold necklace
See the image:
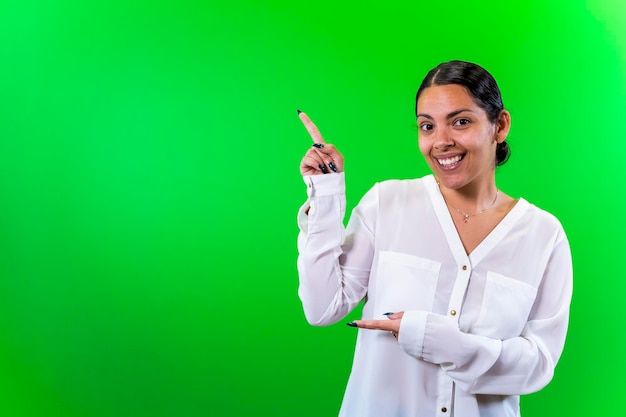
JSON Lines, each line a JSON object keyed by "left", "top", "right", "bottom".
{"left": 437, "top": 180, "right": 499, "bottom": 223}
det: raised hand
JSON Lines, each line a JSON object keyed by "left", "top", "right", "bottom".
{"left": 298, "top": 110, "right": 344, "bottom": 176}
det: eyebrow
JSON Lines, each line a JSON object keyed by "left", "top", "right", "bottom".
{"left": 417, "top": 108, "right": 475, "bottom": 120}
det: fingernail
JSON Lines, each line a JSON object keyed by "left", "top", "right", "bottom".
{"left": 383, "top": 312, "right": 394, "bottom": 316}
{"left": 328, "top": 162, "right": 337, "bottom": 172}
{"left": 346, "top": 322, "right": 358, "bottom": 327}
{"left": 312, "top": 143, "right": 324, "bottom": 149}
{"left": 319, "top": 164, "right": 329, "bottom": 174}
{"left": 297, "top": 109, "right": 302, "bottom": 114}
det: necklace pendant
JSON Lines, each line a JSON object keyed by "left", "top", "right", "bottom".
{"left": 463, "top": 214, "right": 470, "bottom": 223}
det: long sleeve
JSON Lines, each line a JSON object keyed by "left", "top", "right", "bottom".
{"left": 398, "top": 230, "right": 573, "bottom": 395}
{"left": 296, "top": 173, "right": 376, "bottom": 326}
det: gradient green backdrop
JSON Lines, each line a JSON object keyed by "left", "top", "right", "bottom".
{"left": 0, "top": 0, "right": 624, "bottom": 416}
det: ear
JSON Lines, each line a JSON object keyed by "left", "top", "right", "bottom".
{"left": 494, "top": 110, "right": 511, "bottom": 143}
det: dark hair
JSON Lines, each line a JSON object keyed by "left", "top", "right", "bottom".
{"left": 415, "top": 60, "right": 510, "bottom": 166}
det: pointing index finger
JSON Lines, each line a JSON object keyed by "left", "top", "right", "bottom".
{"left": 298, "top": 111, "right": 326, "bottom": 145}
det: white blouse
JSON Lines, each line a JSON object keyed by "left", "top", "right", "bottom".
{"left": 297, "top": 173, "right": 572, "bottom": 417}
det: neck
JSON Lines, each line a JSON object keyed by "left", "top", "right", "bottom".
{"left": 436, "top": 176, "right": 499, "bottom": 214}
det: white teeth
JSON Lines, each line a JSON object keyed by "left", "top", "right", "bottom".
{"left": 437, "top": 155, "right": 463, "bottom": 166}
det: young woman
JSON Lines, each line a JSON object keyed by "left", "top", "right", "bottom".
{"left": 296, "top": 61, "right": 572, "bottom": 417}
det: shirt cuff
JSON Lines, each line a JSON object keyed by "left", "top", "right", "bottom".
{"left": 303, "top": 172, "right": 345, "bottom": 198}
{"left": 398, "top": 310, "right": 429, "bottom": 359}
{"left": 298, "top": 173, "right": 346, "bottom": 232}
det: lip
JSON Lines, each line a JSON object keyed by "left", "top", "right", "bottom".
{"left": 434, "top": 153, "right": 465, "bottom": 170}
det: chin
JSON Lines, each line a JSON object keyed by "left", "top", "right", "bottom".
{"left": 435, "top": 174, "right": 469, "bottom": 190}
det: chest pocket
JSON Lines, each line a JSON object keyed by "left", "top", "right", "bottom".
{"left": 472, "top": 271, "right": 538, "bottom": 339}
{"left": 373, "top": 251, "right": 441, "bottom": 316}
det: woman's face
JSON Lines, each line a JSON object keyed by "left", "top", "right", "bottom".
{"left": 416, "top": 84, "right": 508, "bottom": 190}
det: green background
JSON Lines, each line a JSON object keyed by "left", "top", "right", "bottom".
{"left": 0, "top": 0, "right": 624, "bottom": 415}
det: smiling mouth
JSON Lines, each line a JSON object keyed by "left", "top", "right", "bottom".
{"left": 436, "top": 155, "right": 464, "bottom": 166}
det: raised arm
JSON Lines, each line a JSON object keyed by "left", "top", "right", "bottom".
{"left": 296, "top": 111, "right": 374, "bottom": 326}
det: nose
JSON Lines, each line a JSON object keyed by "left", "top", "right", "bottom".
{"left": 433, "top": 128, "right": 455, "bottom": 150}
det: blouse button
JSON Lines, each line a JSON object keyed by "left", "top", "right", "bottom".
{"left": 462, "top": 265, "right": 467, "bottom": 271}
{"left": 450, "top": 310, "right": 456, "bottom": 316}
{"left": 441, "top": 407, "right": 448, "bottom": 413}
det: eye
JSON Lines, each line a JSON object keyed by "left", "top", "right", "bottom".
{"left": 453, "top": 118, "right": 470, "bottom": 127}
{"left": 419, "top": 123, "right": 434, "bottom": 132}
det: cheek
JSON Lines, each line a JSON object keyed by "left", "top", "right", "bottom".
{"left": 417, "top": 135, "right": 430, "bottom": 157}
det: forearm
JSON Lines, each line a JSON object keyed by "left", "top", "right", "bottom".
{"left": 296, "top": 174, "right": 373, "bottom": 326}
{"left": 297, "top": 191, "right": 350, "bottom": 325}
{"left": 399, "top": 310, "right": 566, "bottom": 395}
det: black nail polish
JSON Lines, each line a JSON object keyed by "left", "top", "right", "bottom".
{"left": 312, "top": 143, "right": 324, "bottom": 149}
{"left": 328, "top": 162, "right": 337, "bottom": 172}
{"left": 383, "top": 312, "right": 394, "bottom": 316}
{"left": 319, "top": 164, "right": 329, "bottom": 174}
{"left": 297, "top": 109, "right": 302, "bottom": 114}
{"left": 346, "top": 322, "right": 358, "bottom": 327}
